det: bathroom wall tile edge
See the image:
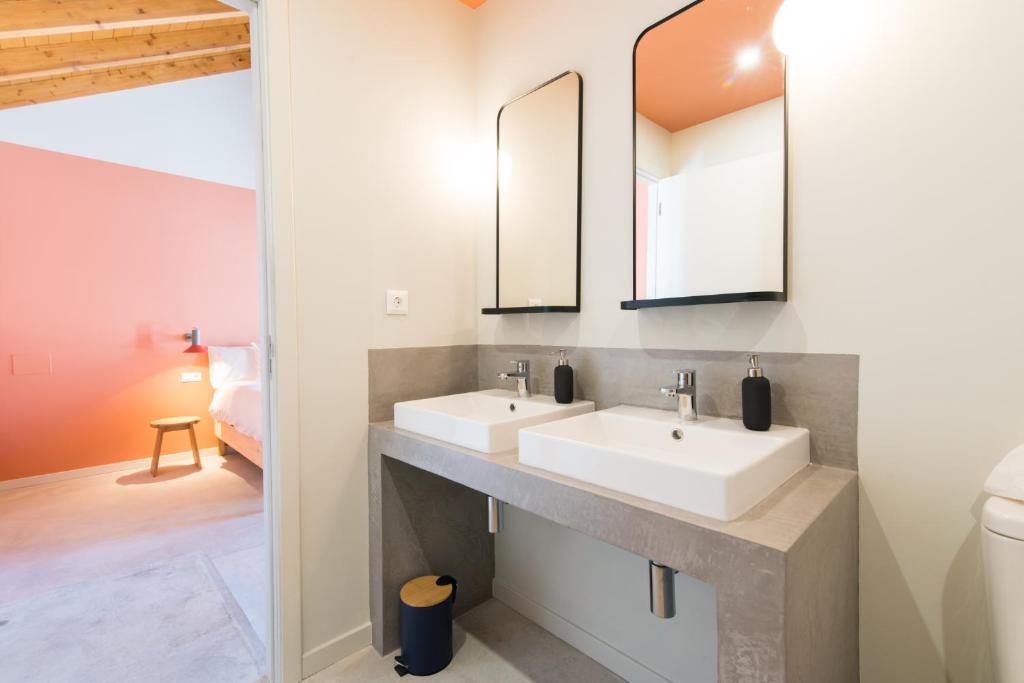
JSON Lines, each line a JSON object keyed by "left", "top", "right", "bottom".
{"left": 368, "top": 345, "right": 479, "bottom": 423}
{"left": 369, "top": 344, "right": 859, "bottom": 470}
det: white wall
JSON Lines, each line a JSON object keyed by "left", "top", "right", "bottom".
{"left": 475, "top": 0, "right": 1024, "bottom": 680}
{"left": 636, "top": 113, "right": 672, "bottom": 179}
{"left": 654, "top": 97, "right": 784, "bottom": 298}
{"left": 271, "top": 0, "right": 477, "bottom": 675}
{"left": 669, "top": 96, "right": 783, "bottom": 175}
{"left": 0, "top": 71, "right": 256, "bottom": 188}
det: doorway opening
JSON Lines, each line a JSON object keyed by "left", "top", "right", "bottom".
{"left": 0, "top": 0, "right": 285, "bottom": 679}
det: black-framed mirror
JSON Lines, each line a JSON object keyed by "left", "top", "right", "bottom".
{"left": 482, "top": 71, "right": 583, "bottom": 315}
{"left": 622, "top": 0, "right": 788, "bottom": 310}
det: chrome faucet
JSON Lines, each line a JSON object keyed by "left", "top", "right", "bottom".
{"left": 661, "top": 369, "right": 697, "bottom": 422}
{"left": 498, "top": 360, "right": 531, "bottom": 398}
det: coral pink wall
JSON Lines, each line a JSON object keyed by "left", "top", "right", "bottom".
{"left": 0, "top": 142, "right": 258, "bottom": 481}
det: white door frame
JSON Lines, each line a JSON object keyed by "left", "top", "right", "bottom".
{"left": 248, "top": 1, "right": 303, "bottom": 681}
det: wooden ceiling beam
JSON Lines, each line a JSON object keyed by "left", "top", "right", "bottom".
{"left": 0, "top": 0, "right": 244, "bottom": 38}
{"left": 0, "top": 22, "right": 250, "bottom": 80}
{"left": 0, "top": 14, "right": 248, "bottom": 48}
{"left": 0, "top": 1, "right": 250, "bottom": 110}
{"left": 0, "top": 48, "right": 250, "bottom": 109}
{"left": 0, "top": 10, "right": 247, "bottom": 42}
{"left": 0, "top": 44, "right": 249, "bottom": 85}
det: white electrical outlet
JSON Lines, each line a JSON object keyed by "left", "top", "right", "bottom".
{"left": 386, "top": 289, "right": 409, "bottom": 315}
{"left": 181, "top": 371, "right": 202, "bottom": 383}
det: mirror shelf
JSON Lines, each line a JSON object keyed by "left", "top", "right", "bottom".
{"left": 482, "top": 305, "right": 581, "bottom": 315}
{"left": 621, "top": 290, "right": 785, "bottom": 310}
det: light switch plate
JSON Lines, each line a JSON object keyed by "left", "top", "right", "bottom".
{"left": 386, "top": 289, "right": 409, "bottom": 315}
{"left": 181, "top": 371, "right": 202, "bottom": 383}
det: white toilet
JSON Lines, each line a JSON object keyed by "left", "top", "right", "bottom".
{"left": 982, "top": 446, "right": 1024, "bottom": 683}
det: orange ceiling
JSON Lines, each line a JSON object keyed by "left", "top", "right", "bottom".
{"left": 636, "top": 0, "right": 785, "bottom": 133}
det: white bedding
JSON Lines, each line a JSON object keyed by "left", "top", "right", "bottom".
{"left": 209, "top": 380, "right": 262, "bottom": 440}
{"left": 208, "top": 344, "right": 259, "bottom": 388}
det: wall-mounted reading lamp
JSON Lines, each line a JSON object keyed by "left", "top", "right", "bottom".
{"left": 183, "top": 327, "right": 206, "bottom": 354}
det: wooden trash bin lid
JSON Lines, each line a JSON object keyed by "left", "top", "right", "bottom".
{"left": 400, "top": 576, "right": 453, "bottom": 608}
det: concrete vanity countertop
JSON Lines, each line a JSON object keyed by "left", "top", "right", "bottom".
{"left": 368, "top": 421, "right": 859, "bottom": 683}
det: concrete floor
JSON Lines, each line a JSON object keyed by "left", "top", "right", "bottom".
{"left": 309, "top": 599, "right": 624, "bottom": 683}
{"left": 1, "top": 455, "right": 621, "bottom": 682}
{"left": 0, "top": 453, "right": 266, "bottom": 682}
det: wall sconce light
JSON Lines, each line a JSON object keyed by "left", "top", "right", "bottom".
{"left": 771, "top": 0, "right": 801, "bottom": 56}
{"left": 183, "top": 327, "right": 206, "bottom": 354}
{"left": 772, "top": 0, "right": 866, "bottom": 60}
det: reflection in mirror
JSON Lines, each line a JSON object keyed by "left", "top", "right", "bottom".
{"left": 626, "top": 0, "right": 787, "bottom": 309}
{"left": 484, "top": 71, "right": 582, "bottom": 314}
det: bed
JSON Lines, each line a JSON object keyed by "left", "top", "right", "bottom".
{"left": 207, "top": 345, "right": 263, "bottom": 469}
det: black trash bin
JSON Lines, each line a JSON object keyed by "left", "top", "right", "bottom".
{"left": 395, "top": 574, "right": 457, "bottom": 677}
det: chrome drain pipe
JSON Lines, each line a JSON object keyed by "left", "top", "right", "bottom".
{"left": 487, "top": 496, "right": 505, "bottom": 534}
{"left": 649, "top": 561, "right": 678, "bottom": 618}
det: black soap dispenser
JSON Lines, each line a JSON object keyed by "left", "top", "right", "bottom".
{"left": 554, "top": 349, "right": 574, "bottom": 404}
{"left": 742, "top": 354, "right": 772, "bottom": 431}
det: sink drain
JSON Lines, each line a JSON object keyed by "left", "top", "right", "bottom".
{"left": 509, "top": 403, "right": 517, "bottom": 413}
{"left": 671, "top": 428, "right": 684, "bottom": 441}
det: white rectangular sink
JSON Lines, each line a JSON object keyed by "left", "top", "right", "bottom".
{"left": 394, "top": 390, "right": 594, "bottom": 454}
{"left": 518, "top": 405, "right": 809, "bottom": 521}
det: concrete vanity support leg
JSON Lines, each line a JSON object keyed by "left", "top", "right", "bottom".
{"left": 368, "top": 446, "right": 387, "bottom": 654}
{"left": 713, "top": 480, "right": 858, "bottom": 682}
{"left": 782, "top": 478, "right": 859, "bottom": 682}
{"left": 369, "top": 447, "right": 495, "bottom": 654}
{"left": 712, "top": 546, "right": 788, "bottom": 681}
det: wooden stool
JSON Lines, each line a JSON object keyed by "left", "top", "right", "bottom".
{"left": 149, "top": 416, "right": 201, "bottom": 477}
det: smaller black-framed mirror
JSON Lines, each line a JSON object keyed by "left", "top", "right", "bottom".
{"left": 482, "top": 71, "right": 583, "bottom": 315}
{"left": 622, "top": 0, "right": 788, "bottom": 310}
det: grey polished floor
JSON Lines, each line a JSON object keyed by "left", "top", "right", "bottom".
{"left": 0, "top": 453, "right": 267, "bottom": 682}
{"left": 310, "top": 599, "right": 624, "bottom": 682}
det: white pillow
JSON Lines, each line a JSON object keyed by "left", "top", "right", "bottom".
{"left": 250, "top": 342, "right": 261, "bottom": 378}
{"left": 208, "top": 345, "right": 258, "bottom": 389}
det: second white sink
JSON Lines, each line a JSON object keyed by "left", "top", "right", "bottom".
{"left": 394, "top": 389, "right": 594, "bottom": 453}
{"left": 518, "top": 405, "right": 809, "bottom": 521}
